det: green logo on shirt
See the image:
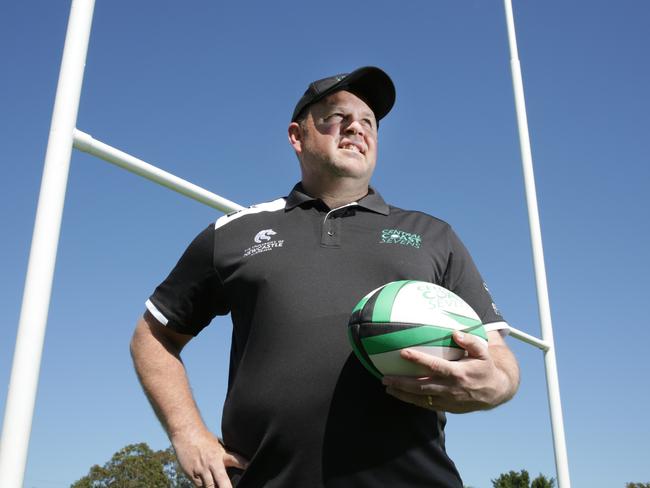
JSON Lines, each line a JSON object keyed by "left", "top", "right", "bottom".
{"left": 380, "top": 229, "right": 422, "bottom": 248}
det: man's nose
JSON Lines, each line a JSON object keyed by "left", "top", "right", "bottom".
{"left": 343, "top": 119, "right": 364, "bottom": 136}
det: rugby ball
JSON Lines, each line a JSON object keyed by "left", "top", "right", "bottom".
{"left": 348, "top": 280, "right": 487, "bottom": 378}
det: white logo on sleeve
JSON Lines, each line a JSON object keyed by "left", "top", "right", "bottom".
{"left": 254, "top": 229, "right": 277, "bottom": 243}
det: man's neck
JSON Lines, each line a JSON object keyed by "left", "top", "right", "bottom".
{"left": 300, "top": 179, "right": 370, "bottom": 209}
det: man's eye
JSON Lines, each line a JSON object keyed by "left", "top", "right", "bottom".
{"left": 327, "top": 113, "right": 344, "bottom": 121}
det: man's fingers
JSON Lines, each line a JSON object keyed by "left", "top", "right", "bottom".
{"left": 210, "top": 446, "right": 247, "bottom": 487}
{"left": 453, "top": 331, "right": 489, "bottom": 359}
{"left": 382, "top": 376, "right": 449, "bottom": 394}
{"left": 385, "top": 386, "right": 437, "bottom": 410}
{"left": 399, "top": 348, "right": 457, "bottom": 377}
{"left": 193, "top": 460, "right": 233, "bottom": 488}
{"left": 223, "top": 451, "right": 250, "bottom": 470}
{"left": 210, "top": 464, "right": 233, "bottom": 488}
{"left": 195, "top": 471, "right": 215, "bottom": 488}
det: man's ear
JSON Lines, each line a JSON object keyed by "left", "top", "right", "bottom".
{"left": 288, "top": 122, "right": 303, "bottom": 154}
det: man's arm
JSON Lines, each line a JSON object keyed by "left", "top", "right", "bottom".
{"left": 382, "top": 330, "right": 520, "bottom": 413}
{"left": 130, "top": 312, "right": 248, "bottom": 488}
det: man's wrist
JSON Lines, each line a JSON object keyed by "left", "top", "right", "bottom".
{"left": 490, "top": 356, "right": 519, "bottom": 407}
{"left": 169, "top": 422, "right": 210, "bottom": 443}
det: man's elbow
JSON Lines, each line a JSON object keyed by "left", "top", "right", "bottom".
{"left": 500, "top": 352, "right": 520, "bottom": 404}
{"left": 489, "top": 343, "right": 520, "bottom": 407}
{"left": 130, "top": 315, "right": 145, "bottom": 344}
{"left": 131, "top": 312, "right": 192, "bottom": 358}
{"left": 130, "top": 318, "right": 148, "bottom": 367}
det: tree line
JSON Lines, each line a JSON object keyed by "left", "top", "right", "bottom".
{"left": 70, "top": 442, "right": 648, "bottom": 487}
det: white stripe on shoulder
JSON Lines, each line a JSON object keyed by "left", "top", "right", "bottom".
{"left": 214, "top": 198, "right": 286, "bottom": 230}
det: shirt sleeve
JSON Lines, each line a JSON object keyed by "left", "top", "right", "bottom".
{"left": 442, "top": 227, "right": 509, "bottom": 335}
{"left": 146, "top": 224, "right": 229, "bottom": 336}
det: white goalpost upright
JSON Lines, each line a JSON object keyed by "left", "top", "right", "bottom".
{"left": 0, "top": 1, "right": 96, "bottom": 486}
{"left": 503, "top": 1, "right": 571, "bottom": 486}
{"left": 0, "top": 3, "right": 241, "bottom": 486}
{"left": 0, "top": 1, "right": 570, "bottom": 487}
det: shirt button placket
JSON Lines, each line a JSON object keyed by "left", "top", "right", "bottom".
{"left": 321, "top": 214, "right": 341, "bottom": 247}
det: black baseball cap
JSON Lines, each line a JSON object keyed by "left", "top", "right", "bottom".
{"left": 291, "top": 66, "right": 396, "bottom": 123}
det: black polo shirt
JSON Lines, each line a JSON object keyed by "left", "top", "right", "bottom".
{"left": 146, "top": 183, "right": 508, "bottom": 488}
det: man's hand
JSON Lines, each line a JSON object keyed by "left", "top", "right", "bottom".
{"left": 172, "top": 428, "right": 249, "bottom": 488}
{"left": 130, "top": 315, "right": 249, "bottom": 487}
{"left": 382, "top": 330, "right": 519, "bottom": 413}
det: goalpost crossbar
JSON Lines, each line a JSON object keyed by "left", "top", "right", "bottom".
{"left": 73, "top": 129, "right": 244, "bottom": 214}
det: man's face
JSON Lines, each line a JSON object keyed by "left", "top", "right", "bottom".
{"left": 289, "top": 90, "right": 378, "bottom": 184}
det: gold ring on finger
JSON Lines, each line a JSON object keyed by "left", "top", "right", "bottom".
{"left": 426, "top": 395, "right": 433, "bottom": 408}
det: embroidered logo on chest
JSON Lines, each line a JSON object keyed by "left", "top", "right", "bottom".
{"left": 380, "top": 228, "right": 422, "bottom": 248}
{"left": 254, "top": 229, "right": 276, "bottom": 243}
{"left": 244, "top": 229, "right": 284, "bottom": 257}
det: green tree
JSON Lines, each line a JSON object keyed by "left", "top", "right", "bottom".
{"left": 71, "top": 442, "right": 192, "bottom": 488}
{"left": 531, "top": 473, "right": 555, "bottom": 488}
{"left": 626, "top": 483, "right": 650, "bottom": 488}
{"left": 492, "top": 470, "right": 531, "bottom": 488}
{"left": 492, "top": 469, "right": 555, "bottom": 488}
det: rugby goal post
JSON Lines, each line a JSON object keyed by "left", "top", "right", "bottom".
{"left": 0, "top": 0, "right": 570, "bottom": 486}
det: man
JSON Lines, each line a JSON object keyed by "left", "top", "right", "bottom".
{"left": 130, "top": 66, "right": 519, "bottom": 488}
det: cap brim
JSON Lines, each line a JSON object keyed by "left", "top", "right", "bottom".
{"left": 292, "top": 66, "right": 396, "bottom": 122}
{"left": 337, "top": 67, "right": 396, "bottom": 122}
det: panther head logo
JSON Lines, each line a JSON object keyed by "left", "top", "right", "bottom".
{"left": 254, "top": 229, "right": 277, "bottom": 243}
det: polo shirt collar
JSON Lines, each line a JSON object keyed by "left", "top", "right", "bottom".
{"left": 285, "top": 182, "right": 390, "bottom": 216}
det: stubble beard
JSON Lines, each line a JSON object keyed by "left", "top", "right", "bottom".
{"left": 319, "top": 149, "right": 374, "bottom": 181}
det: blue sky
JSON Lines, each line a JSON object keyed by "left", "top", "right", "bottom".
{"left": 1, "top": 1, "right": 649, "bottom": 487}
